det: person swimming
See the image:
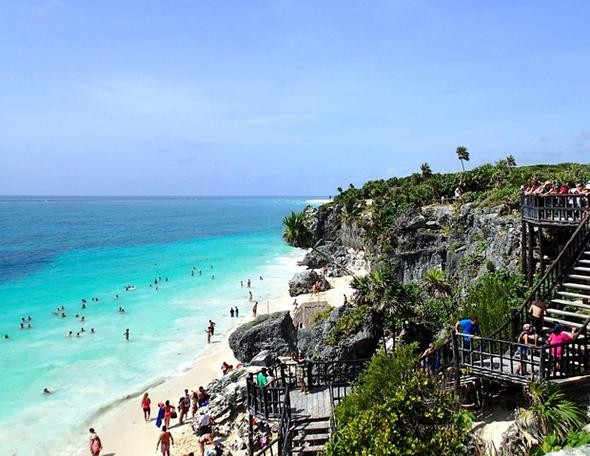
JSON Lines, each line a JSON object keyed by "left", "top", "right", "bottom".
{"left": 82, "top": 303, "right": 86, "bottom": 309}
{"left": 123, "top": 329, "right": 130, "bottom": 340}
{"left": 43, "top": 388, "right": 51, "bottom": 395}
{"left": 68, "top": 331, "right": 73, "bottom": 337}
{"left": 91, "top": 328, "right": 95, "bottom": 334}
{"left": 61, "top": 313, "right": 66, "bottom": 318}
{"left": 4, "top": 334, "right": 9, "bottom": 339}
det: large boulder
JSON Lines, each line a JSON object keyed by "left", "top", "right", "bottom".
{"left": 288, "top": 270, "right": 331, "bottom": 297}
{"left": 249, "top": 350, "right": 276, "bottom": 367}
{"left": 299, "top": 242, "right": 348, "bottom": 269}
{"left": 297, "top": 304, "right": 382, "bottom": 361}
{"left": 229, "top": 312, "right": 297, "bottom": 363}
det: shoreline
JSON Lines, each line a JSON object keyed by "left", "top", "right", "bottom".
{"left": 94, "top": 250, "right": 359, "bottom": 456}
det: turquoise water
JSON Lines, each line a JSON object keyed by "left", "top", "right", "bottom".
{"left": 0, "top": 197, "right": 308, "bottom": 455}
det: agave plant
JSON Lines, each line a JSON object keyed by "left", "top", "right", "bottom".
{"left": 527, "top": 382, "right": 585, "bottom": 440}
{"left": 423, "top": 268, "right": 454, "bottom": 298}
{"left": 282, "top": 211, "right": 312, "bottom": 248}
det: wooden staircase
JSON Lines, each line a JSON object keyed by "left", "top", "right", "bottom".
{"left": 291, "top": 418, "right": 331, "bottom": 455}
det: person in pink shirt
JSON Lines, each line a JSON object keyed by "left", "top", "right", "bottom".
{"left": 547, "top": 324, "right": 572, "bottom": 375}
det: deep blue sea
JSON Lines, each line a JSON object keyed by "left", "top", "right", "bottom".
{"left": 0, "top": 196, "right": 308, "bottom": 455}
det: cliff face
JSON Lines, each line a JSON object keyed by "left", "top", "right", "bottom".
{"left": 306, "top": 202, "right": 521, "bottom": 288}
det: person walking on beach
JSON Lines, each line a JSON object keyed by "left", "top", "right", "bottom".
{"left": 163, "top": 400, "right": 176, "bottom": 429}
{"left": 247, "top": 279, "right": 251, "bottom": 288}
{"left": 248, "top": 291, "right": 253, "bottom": 301}
{"left": 179, "top": 388, "right": 191, "bottom": 425}
{"left": 252, "top": 301, "right": 258, "bottom": 318}
{"left": 156, "top": 425, "right": 174, "bottom": 456}
{"left": 230, "top": 307, "right": 235, "bottom": 318}
{"left": 205, "top": 326, "right": 212, "bottom": 344}
{"left": 141, "top": 392, "right": 151, "bottom": 422}
{"left": 235, "top": 306, "right": 239, "bottom": 317}
{"left": 208, "top": 320, "right": 216, "bottom": 336}
{"left": 88, "top": 428, "right": 102, "bottom": 456}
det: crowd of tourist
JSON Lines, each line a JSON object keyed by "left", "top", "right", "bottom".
{"left": 522, "top": 178, "right": 590, "bottom": 196}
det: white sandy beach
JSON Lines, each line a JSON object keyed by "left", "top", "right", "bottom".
{"left": 93, "top": 259, "right": 359, "bottom": 456}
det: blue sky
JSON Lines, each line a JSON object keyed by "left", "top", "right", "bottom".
{"left": 0, "top": 1, "right": 589, "bottom": 196}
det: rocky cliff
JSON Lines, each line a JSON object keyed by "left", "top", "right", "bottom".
{"left": 304, "top": 202, "right": 521, "bottom": 289}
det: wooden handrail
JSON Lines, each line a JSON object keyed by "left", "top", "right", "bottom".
{"left": 490, "top": 211, "right": 590, "bottom": 340}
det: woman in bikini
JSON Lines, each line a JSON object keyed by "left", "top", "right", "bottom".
{"left": 141, "top": 392, "right": 151, "bottom": 422}
{"left": 88, "top": 428, "right": 102, "bottom": 456}
{"left": 163, "top": 400, "right": 176, "bottom": 429}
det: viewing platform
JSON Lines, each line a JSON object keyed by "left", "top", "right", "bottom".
{"left": 522, "top": 194, "right": 590, "bottom": 226}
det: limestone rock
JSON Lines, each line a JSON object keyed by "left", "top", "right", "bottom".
{"left": 229, "top": 312, "right": 297, "bottom": 363}
{"left": 249, "top": 350, "right": 276, "bottom": 367}
{"left": 288, "top": 270, "right": 331, "bottom": 297}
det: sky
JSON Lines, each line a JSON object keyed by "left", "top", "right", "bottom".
{"left": 0, "top": 0, "right": 589, "bottom": 196}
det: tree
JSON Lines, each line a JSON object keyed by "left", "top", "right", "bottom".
{"left": 423, "top": 268, "right": 453, "bottom": 298}
{"left": 456, "top": 146, "right": 470, "bottom": 172}
{"left": 506, "top": 155, "right": 517, "bottom": 167}
{"left": 327, "top": 347, "right": 472, "bottom": 456}
{"left": 282, "top": 211, "right": 312, "bottom": 247}
{"left": 420, "top": 162, "right": 433, "bottom": 180}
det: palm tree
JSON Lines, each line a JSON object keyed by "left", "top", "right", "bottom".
{"left": 506, "top": 155, "right": 517, "bottom": 167}
{"left": 456, "top": 146, "right": 470, "bottom": 172}
{"left": 420, "top": 162, "right": 432, "bottom": 180}
{"left": 282, "top": 211, "right": 312, "bottom": 247}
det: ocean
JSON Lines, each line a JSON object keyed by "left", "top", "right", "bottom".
{"left": 0, "top": 196, "right": 308, "bottom": 455}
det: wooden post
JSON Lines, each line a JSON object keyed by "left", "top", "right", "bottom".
{"left": 248, "top": 412, "right": 254, "bottom": 456}
{"left": 538, "top": 227, "right": 545, "bottom": 276}
{"left": 451, "top": 330, "right": 461, "bottom": 393}
{"left": 520, "top": 219, "right": 527, "bottom": 277}
{"left": 527, "top": 223, "right": 535, "bottom": 286}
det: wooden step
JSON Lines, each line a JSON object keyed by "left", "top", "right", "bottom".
{"left": 292, "top": 444, "right": 327, "bottom": 454}
{"left": 544, "top": 316, "right": 585, "bottom": 329}
{"left": 546, "top": 308, "right": 588, "bottom": 319}
{"left": 574, "top": 267, "right": 590, "bottom": 273}
{"left": 551, "top": 299, "right": 590, "bottom": 310}
{"left": 568, "top": 274, "right": 590, "bottom": 281}
{"left": 579, "top": 259, "right": 590, "bottom": 265}
{"left": 293, "top": 433, "right": 330, "bottom": 443}
{"left": 563, "top": 283, "right": 590, "bottom": 291}
{"left": 557, "top": 291, "right": 590, "bottom": 300}
{"left": 292, "top": 421, "right": 330, "bottom": 432}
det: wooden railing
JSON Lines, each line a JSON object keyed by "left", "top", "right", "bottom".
{"left": 490, "top": 211, "right": 590, "bottom": 342}
{"left": 522, "top": 194, "right": 590, "bottom": 225}
{"left": 422, "top": 331, "right": 590, "bottom": 387}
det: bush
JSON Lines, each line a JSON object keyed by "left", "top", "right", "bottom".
{"left": 461, "top": 271, "right": 527, "bottom": 336}
{"left": 326, "top": 305, "right": 368, "bottom": 345}
{"left": 311, "top": 307, "right": 333, "bottom": 324}
{"left": 327, "top": 346, "right": 472, "bottom": 456}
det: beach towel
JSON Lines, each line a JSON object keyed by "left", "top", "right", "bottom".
{"left": 155, "top": 407, "right": 164, "bottom": 428}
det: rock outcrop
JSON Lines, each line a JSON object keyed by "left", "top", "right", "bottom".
{"left": 288, "top": 270, "right": 331, "bottom": 297}
{"left": 297, "top": 304, "right": 382, "bottom": 361}
{"left": 229, "top": 312, "right": 297, "bottom": 363}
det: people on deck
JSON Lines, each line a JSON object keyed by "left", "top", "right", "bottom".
{"left": 256, "top": 368, "right": 268, "bottom": 392}
{"left": 88, "top": 428, "right": 103, "bottom": 456}
{"left": 141, "top": 392, "right": 151, "bottom": 422}
{"left": 548, "top": 323, "right": 573, "bottom": 373}
{"left": 293, "top": 351, "right": 307, "bottom": 393}
{"left": 454, "top": 316, "right": 480, "bottom": 349}
{"left": 157, "top": 425, "right": 174, "bottom": 456}
{"left": 529, "top": 298, "right": 546, "bottom": 334}
{"left": 515, "top": 324, "right": 536, "bottom": 376}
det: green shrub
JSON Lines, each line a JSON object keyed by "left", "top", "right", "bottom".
{"left": 282, "top": 211, "right": 313, "bottom": 247}
{"left": 312, "top": 307, "right": 333, "bottom": 324}
{"left": 326, "top": 305, "right": 368, "bottom": 345}
{"left": 461, "top": 271, "right": 527, "bottom": 336}
{"left": 328, "top": 346, "right": 472, "bottom": 456}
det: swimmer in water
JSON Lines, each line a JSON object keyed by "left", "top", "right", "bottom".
{"left": 27, "top": 323, "right": 31, "bottom": 329}
{"left": 68, "top": 331, "right": 73, "bottom": 337}
{"left": 81, "top": 327, "right": 85, "bottom": 332}
{"left": 123, "top": 329, "right": 130, "bottom": 340}
{"left": 76, "top": 332, "right": 81, "bottom": 337}
{"left": 4, "top": 334, "right": 9, "bottom": 339}
{"left": 91, "top": 328, "right": 95, "bottom": 334}
{"left": 115, "top": 294, "right": 119, "bottom": 299}
{"left": 61, "top": 313, "right": 66, "bottom": 318}
{"left": 43, "top": 388, "right": 51, "bottom": 395}
{"left": 82, "top": 303, "right": 86, "bottom": 309}
{"left": 81, "top": 316, "right": 85, "bottom": 322}
{"left": 20, "top": 323, "right": 24, "bottom": 330}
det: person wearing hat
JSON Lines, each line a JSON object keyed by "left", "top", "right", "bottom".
{"left": 515, "top": 324, "right": 535, "bottom": 376}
